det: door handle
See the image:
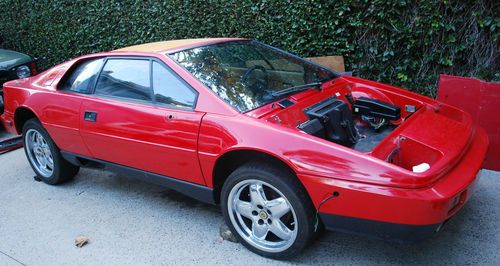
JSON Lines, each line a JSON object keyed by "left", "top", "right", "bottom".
{"left": 84, "top": 111, "right": 97, "bottom": 122}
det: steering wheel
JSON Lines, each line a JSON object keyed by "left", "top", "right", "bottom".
{"left": 241, "top": 65, "right": 269, "bottom": 93}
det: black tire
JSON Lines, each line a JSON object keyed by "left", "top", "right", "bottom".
{"left": 22, "top": 118, "right": 79, "bottom": 185}
{"left": 221, "top": 162, "right": 316, "bottom": 259}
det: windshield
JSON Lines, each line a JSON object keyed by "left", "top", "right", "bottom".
{"left": 170, "top": 40, "right": 337, "bottom": 112}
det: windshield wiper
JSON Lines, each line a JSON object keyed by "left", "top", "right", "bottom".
{"left": 271, "top": 81, "right": 324, "bottom": 97}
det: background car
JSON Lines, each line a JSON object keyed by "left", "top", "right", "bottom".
{"left": 0, "top": 38, "right": 38, "bottom": 114}
{"left": 0, "top": 38, "right": 488, "bottom": 259}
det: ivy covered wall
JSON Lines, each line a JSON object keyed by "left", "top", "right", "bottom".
{"left": 1, "top": 0, "right": 498, "bottom": 96}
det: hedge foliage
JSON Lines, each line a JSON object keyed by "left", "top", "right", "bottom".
{"left": 1, "top": 0, "right": 498, "bottom": 96}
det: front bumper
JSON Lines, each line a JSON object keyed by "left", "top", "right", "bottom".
{"left": 318, "top": 213, "right": 443, "bottom": 242}
{"left": 300, "top": 127, "right": 488, "bottom": 242}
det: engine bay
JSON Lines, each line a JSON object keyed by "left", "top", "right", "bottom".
{"left": 257, "top": 79, "right": 422, "bottom": 154}
{"left": 297, "top": 96, "right": 402, "bottom": 152}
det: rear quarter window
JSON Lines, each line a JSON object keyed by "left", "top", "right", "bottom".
{"left": 59, "top": 58, "right": 104, "bottom": 93}
{"left": 152, "top": 61, "right": 197, "bottom": 109}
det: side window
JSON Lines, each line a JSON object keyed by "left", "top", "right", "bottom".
{"left": 60, "top": 58, "right": 104, "bottom": 93}
{"left": 152, "top": 61, "right": 196, "bottom": 108}
{"left": 94, "top": 59, "right": 151, "bottom": 102}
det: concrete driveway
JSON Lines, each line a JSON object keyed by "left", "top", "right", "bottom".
{"left": 0, "top": 148, "right": 499, "bottom": 265}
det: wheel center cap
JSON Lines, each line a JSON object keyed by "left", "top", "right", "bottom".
{"left": 259, "top": 211, "right": 268, "bottom": 220}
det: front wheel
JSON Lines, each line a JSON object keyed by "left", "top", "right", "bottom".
{"left": 22, "top": 118, "right": 79, "bottom": 185}
{"left": 221, "top": 162, "right": 315, "bottom": 259}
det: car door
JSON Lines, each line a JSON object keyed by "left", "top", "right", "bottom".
{"left": 79, "top": 57, "right": 206, "bottom": 185}
{"left": 41, "top": 57, "right": 105, "bottom": 157}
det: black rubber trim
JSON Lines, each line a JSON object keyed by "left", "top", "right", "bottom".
{"left": 61, "top": 151, "right": 215, "bottom": 205}
{"left": 0, "top": 135, "right": 23, "bottom": 154}
{"left": 319, "top": 213, "right": 443, "bottom": 243}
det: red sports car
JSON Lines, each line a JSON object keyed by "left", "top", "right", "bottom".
{"left": 0, "top": 38, "right": 488, "bottom": 258}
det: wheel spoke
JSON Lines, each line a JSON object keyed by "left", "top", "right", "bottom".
{"left": 249, "top": 183, "right": 267, "bottom": 207}
{"left": 266, "top": 197, "right": 290, "bottom": 219}
{"left": 46, "top": 156, "right": 54, "bottom": 169}
{"left": 44, "top": 147, "right": 51, "bottom": 156}
{"left": 28, "top": 138, "right": 35, "bottom": 149}
{"left": 252, "top": 222, "right": 268, "bottom": 239}
{"left": 38, "top": 155, "right": 47, "bottom": 169}
{"left": 35, "top": 133, "right": 43, "bottom": 145}
{"left": 269, "top": 220, "right": 292, "bottom": 240}
{"left": 30, "top": 133, "right": 37, "bottom": 149}
{"left": 235, "top": 200, "right": 254, "bottom": 219}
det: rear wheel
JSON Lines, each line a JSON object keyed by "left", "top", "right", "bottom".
{"left": 221, "top": 162, "right": 315, "bottom": 259}
{"left": 22, "top": 118, "right": 79, "bottom": 184}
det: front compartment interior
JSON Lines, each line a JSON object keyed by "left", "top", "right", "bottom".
{"left": 297, "top": 95, "right": 403, "bottom": 152}
{"left": 386, "top": 137, "right": 443, "bottom": 171}
{"left": 352, "top": 123, "right": 396, "bottom": 152}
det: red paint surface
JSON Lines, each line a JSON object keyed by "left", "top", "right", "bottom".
{"left": 437, "top": 74, "right": 500, "bottom": 171}
{"left": 0, "top": 42, "right": 489, "bottom": 227}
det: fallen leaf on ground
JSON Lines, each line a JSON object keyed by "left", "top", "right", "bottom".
{"left": 75, "top": 235, "right": 89, "bottom": 247}
{"left": 219, "top": 224, "right": 238, "bottom": 243}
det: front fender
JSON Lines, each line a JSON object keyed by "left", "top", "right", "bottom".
{"left": 197, "top": 113, "right": 415, "bottom": 188}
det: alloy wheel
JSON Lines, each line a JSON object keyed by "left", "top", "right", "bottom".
{"left": 25, "top": 129, "right": 54, "bottom": 177}
{"left": 227, "top": 179, "right": 298, "bottom": 253}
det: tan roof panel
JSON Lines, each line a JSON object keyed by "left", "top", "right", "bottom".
{"left": 114, "top": 38, "right": 243, "bottom": 53}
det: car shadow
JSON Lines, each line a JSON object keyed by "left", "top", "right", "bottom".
{"left": 60, "top": 167, "right": 497, "bottom": 264}
{"left": 62, "top": 167, "right": 220, "bottom": 214}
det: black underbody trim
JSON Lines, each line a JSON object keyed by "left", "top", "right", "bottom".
{"left": 61, "top": 151, "right": 215, "bottom": 205}
{"left": 319, "top": 213, "right": 444, "bottom": 243}
{"left": 0, "top": 135, "right": 22, "bottom": 154}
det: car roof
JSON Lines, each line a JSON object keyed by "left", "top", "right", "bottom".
{"left": 113, "top": 38, "right": 246, "bottom": 53}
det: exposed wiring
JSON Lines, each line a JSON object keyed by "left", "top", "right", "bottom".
{"left": 314, "top": 192, "right": 339, "bottom": 232}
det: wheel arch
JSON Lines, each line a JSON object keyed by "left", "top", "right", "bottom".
{"left": 211, "top": 148, "right": 302, "bottom": 204}
{"left": 14, "top": 106, "right": 38, "bottom": 134}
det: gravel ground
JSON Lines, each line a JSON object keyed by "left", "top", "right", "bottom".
{"left": 0, "top": 148, "right": 499, "bottom": 265}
